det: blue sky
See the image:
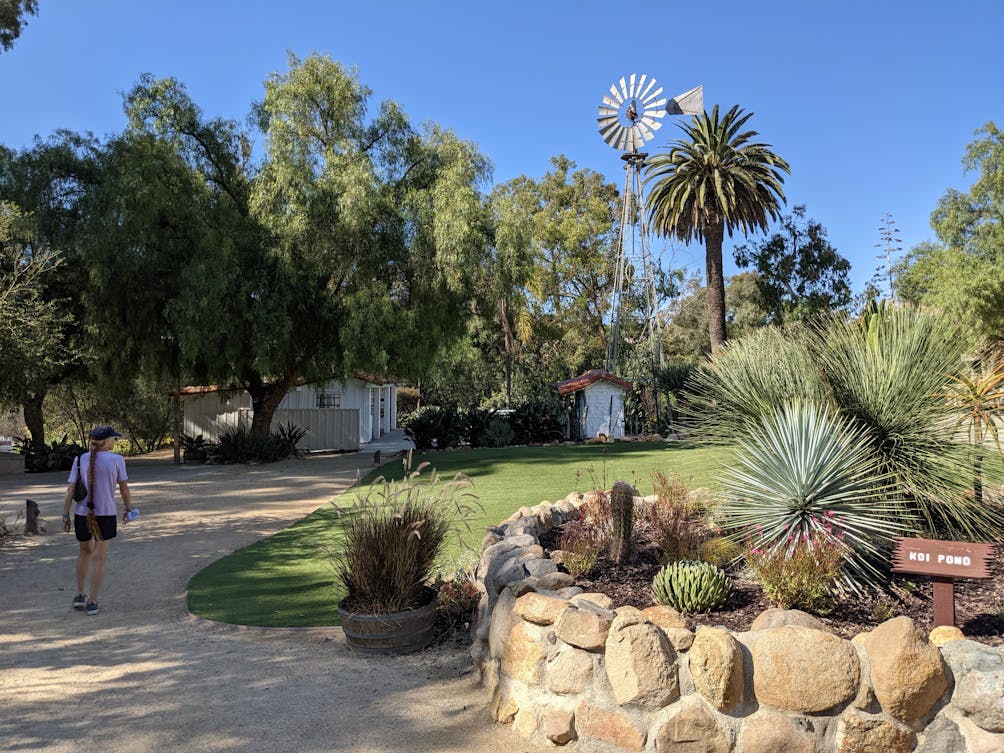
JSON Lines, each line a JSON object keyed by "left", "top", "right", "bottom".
{"left": 2, "top": 1, "right": 1001, "bottom": 294}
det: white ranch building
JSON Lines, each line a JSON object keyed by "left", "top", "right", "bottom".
{"left": 556, "top": 369, "right": 633, "bottom": 440}
{"left": 181, "top": 375, "right": 398, "bottom": 452}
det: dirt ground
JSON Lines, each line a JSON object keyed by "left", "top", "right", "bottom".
{"left": 0, "top": 445, "right": 548, "bottom": 753}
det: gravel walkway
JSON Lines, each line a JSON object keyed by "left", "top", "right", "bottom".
{"left": 0, "top": 445, "right": 546, "bottom": 753}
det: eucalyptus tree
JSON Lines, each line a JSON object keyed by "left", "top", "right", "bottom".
{"left": 896, "top": 122, "right": 1004, "bottom": 348}
{"left": 497, "top": 156, "right": 620, "bottom": 380}
{"left": 0, "top": 201, "right": 70, "bottom": 441}
{"left": 645, "top": 106, "right": 790, "bottom": 352}
{"left": 0, "top": 0, "right": 37, "bottom": 52}
{"left": 124, "top": 54, "right": 490, "bottom": 434}
{"left": 0, "top": 137, "right": 95, "bottom": 445}
{"left": 734, "top": 205, "right": 851, "bottom": 323}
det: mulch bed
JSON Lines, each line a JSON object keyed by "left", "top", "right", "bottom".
{"left": 539, "top": 523, "right": 1004, "bottom": 647}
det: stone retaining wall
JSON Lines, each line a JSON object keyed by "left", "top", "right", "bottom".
{"left": 470, "top": 493, "right": 1004, "bottom": 752}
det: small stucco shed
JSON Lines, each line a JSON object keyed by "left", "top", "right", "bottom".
{"left": 556, "top": 369, "right": 633, "bottom": 440}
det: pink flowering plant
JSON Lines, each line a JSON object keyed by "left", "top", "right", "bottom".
{"left": 746, "top": 515, "right": 847, "bottom": 612}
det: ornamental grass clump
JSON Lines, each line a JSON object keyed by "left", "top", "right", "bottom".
{"left": 332, "top": 457, "right": 480, "bottom": 614}
{"left": 557, "top": 493, "right": 612, "bottom": 578}
{"left": 644, "top": 470, "right": 704, "bottom": 564}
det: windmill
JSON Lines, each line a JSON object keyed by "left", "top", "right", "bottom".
{"left": 597, "top": 75, "right": 703, "bottom": 375}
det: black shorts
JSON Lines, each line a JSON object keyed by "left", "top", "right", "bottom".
{"left": 74, "top": 514, "right": 117, "bottom": 542}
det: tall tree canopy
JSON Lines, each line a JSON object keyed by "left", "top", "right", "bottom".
{"left": 116, "top": 54, "right": 490, "bottom": 433}
{"left": 897, "top": 122, "right": 1004, "bottom": 349}
{"left": 645, "top": 105, "right": 790, "bottom": 352}
{"left": 734, "top": 204, "right": 851, "bottom": 323}
{"left": 0, "top": 0, "right": 37, "bottom": 52}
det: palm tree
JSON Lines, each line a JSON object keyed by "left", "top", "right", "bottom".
{"left": 645, "top": 105, "right": 790, "bottom": 352}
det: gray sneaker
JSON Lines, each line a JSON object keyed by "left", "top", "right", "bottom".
{"left": 85, "top": 601, "right": 99, "bottom": 616}
{"left": 72, "top": 594, "right": 87, "bottom": 609}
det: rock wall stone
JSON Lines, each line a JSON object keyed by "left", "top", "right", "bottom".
{"left": 472, "top": 491, "right": 1004, "bottom": 753}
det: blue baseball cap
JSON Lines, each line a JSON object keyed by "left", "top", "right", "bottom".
{"left": 89, "top": 425, "right": 123, "bottom": 440}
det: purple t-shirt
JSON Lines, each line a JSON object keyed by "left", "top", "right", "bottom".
{"left": 68, "top": 452, "right": 128, "bottom": 516}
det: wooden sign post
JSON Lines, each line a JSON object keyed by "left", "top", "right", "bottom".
{"left": 892, "top": 537, "right": 995, "bottom": 627}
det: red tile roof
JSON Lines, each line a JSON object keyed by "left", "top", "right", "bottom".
{"left": 555, "top": 370, "right": 634, "bottom": 396}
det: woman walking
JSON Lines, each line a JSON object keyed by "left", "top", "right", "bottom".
{"left": 62, "top": 425, "right": 135, "bottom": 616}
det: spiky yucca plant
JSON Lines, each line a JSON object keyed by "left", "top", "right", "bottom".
{"left": 717, "top": 401, "right": 907, "bottom": 588}
{"left": 683, "top": 325, "right": 828, "bottom": 442}
{"left": 813, "top": 305, "right": 1002, "bottom": 539}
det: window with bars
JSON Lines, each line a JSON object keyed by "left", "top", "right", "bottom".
{"left": 316, "top": 392, "right": 341, "bottom": 408}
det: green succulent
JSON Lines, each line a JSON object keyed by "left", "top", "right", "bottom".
{"left": 652, "top": 560, "right": 730, "bottom": 614}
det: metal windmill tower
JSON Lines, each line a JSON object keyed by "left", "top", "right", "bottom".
{"left": 597, "top": 75, "right": 703, "bottom": 375}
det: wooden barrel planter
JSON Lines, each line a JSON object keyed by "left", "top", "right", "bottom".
{"left": 338, "top": 591, "right": 437, "bottom": 654}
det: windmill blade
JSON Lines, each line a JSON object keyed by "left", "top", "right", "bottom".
{"left": 641, "top": 105, "right": 666, "bottom": 121}
{"left": 600, "top": 122, "right": 623, "bottom": 143}
{"left": 641, "top": 86, "right": 664, "bottom": 106}
{"left": 638, "top": 76, "right": 656, "bottom": 101}
{"left": 667, "top": 85, "right": 704, "bottom": 115}
{"left": 599, "top": 74, "right": 664, "bottom": 152}
{"left": 635, "top": 120, "right": 656, "bottom": 142}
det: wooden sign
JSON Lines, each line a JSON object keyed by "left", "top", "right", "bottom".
{"left": 892, "top": 537, "right": 995, "bottom": 628}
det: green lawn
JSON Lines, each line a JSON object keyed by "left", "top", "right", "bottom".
{"left": 187, "top": 441, "right": 731, "bottom": 627}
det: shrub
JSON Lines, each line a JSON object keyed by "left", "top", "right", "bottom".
{"left": 273, "top": 421, "right": 307, "bottom": 457}
{"left": 558, "top": 520, "right": 604, "bottom": 578}
{"left": 465, "top": 408, "right": 513, "bottom": 448}
{"left": 404, "top": 406, "right": 464, "bottom": 451}
{"left": 747, "top": 528, "right": 845, "bottom": 613}
{"left": 698, "top": 537, "right": 745, "bottom": 569}
{"left": 206, "top": 424, "right": 305, "bottom": 464}
{"left": 558, "top": 492, "right": 613, "bottom": 578}
{"left": 332, "top": 460, "right": 480, "bottom": 613}
{"left": 814, "top": 305, "right": 1002, "bottom": 539}
{"left": 480, "top": 416, "right": 514, "bottom": 448}
{"left": 510, "top": 398, "right": 565, "bottom": 444}
{"left": 683, "top": 326, "right": 827, "bottom": 442}
{"left": 15, "top": 435, "right": 84, "bottom": 472}
{"left": 609, "top": 480, "right": 635, "bottom": 564}
{"left": 652, "top": 560, "right": 730, "bottom": 614}
{"left": 644, "top": 471, "right": 703, "bottom": 563}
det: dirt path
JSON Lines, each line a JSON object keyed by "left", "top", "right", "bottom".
{"left": 0, "top": 449, "right": 546, "bottom": 753}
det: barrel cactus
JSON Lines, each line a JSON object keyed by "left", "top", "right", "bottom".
{"left": 652, "top": 560, "right": 730, "bottom": 613}
{"left": 609, "top": 480, "right": 636, "bottom": 564}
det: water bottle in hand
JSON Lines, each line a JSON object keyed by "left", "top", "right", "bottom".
{"left": 125, "top": 508, "right": 140, "bottom": 521}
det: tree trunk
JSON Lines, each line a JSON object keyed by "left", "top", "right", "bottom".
{"left": 704, "top": 221, "right": 727, "bottom": 354}
{"left": 247, "top": 377, "right": 295, "bottom": 437}
{"left": 505, "top": 350, "right": 512, "bottom": 409}
{"left": 173, "top": 372, "right": 182, "bottom": 465}
{"left": 23, "top": 391, "right": 46, "bottom": 448}
{"left": 974, "top": 449, "right": 984, "bottom": 506}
